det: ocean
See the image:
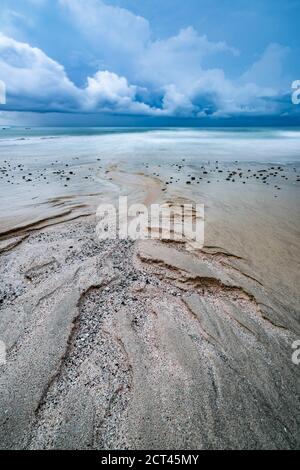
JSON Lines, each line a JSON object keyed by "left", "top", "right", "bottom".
{"left": 1, "top": 127, "right": 300, "bottom": 164}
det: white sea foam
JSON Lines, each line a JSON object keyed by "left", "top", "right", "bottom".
{"left": 0, "top": 127, "right": 299, "bottom": 163}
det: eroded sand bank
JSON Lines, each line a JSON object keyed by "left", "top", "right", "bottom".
{"left": 0, "top": 160, "right": 299, "bottom": 449}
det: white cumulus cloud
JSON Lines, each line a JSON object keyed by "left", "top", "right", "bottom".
{"left": 0, "top": 0, "right": 295, "bottom": 119}
{"left": 0, "top": 33, "right": 159, "bottom": 115}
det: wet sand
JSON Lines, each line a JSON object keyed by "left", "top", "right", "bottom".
{"left": 0, "top": 149, "right": 300, "bottom": 449}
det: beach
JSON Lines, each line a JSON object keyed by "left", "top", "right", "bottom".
{"left": 0, "top": 127, "right": 300, "bottom": 449}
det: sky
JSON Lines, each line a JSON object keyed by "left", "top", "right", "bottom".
{"left": 0, "top": 0, "right": 299, "bottom": 126}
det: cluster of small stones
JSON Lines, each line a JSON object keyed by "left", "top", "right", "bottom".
{"left": 0, "top": 157, "right": 103, "bottom": 187}
{"left": 141, "top": 160, "right": 300, "bottom": 197}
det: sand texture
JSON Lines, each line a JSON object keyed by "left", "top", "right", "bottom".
{"left": 0, "top": 157, "right": 299, "bottom": 449}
